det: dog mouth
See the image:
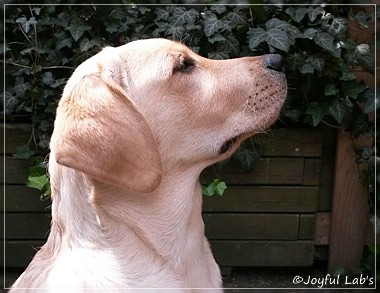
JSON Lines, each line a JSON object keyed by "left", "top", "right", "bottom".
{"left": 219, "top": 134, "right": 245, "bottom": 155}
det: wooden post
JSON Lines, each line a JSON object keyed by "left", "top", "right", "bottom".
{"left": 328, "top": 129, "right": 369, "bottom": 272}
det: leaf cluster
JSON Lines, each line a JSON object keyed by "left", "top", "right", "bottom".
{"left": 3, "top": 4, "right": 375, "bottom": 197}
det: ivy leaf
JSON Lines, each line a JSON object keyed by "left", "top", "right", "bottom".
{"left": 56, "top": 37, "right": 72, "bottom": 50}
{"left": 247, "top": 28, "right": 267, "bottom": 50}
{"left": 26, "top": 174, "right": 49, "bottom": 191}
{"left": 42, "top": 72, "right": 54, "bottom": 85}
{"left": 286, "top": 7, "right": 308, "bottom": 23}
{"left": 343, "top": 81, "right": 367, "bottom": 99}
{"left": 202, "top": 179, "right": 227, "bottom": 196}
{"left": 360, "top": 88, "right": 377, "bottom": 113}
{"left": 13, "top": 145, "right": 36, "bottom": 159}
{"left": 16, "top": 16, "right": 37, "bottom": 33}
{"left": 340, "top": 69, "right": 356, "bottom": 81}
{"left": 300, "top": 63, "right": 314, "bottom": 74}
{"left": 265, "top": 18, "right": 289, "bottom": 30}
{"left": 314, "top": 32, "right": 340, "bottom": 57}
{"left": 226, "top": 10, "right": 247, "bottom": 27}
{"left": 234, "top": 148, "right": 260, "bottom": 172}
{"left": 286, "top": 52, "right": 304, "bottom": 71}
{"left": 306, "top": 102, "right": 329, "bottom": 127}
{"left": 208, "top": 33, "right": 226, "bottom": 44}
{"left": 328, "top": 18, "right": 347, "bottom": 40}
{"left": 308, "top": 56, "right": 325, "bottom": 71}
{"left": 80, "top": 38, "right": 101, "bottom": 52}
{"left": 170, "top": 7, "right": 198, "bottom": 26}
{"left": 266, "top": 28, "right": 290, "bottom": 52}
{"left": 155, "top": 7, "right": 170, "bottom": 21}
{"left": 324, "top": 83, "right": 339, "bottom": 96}
{"left": 218, "top": 32, "right": 240, "bottom": 57}
{"left": 165, "top": 24, "right": 186, "bottom": 39}
{"left": 329, "top": 98, "right": 352, "bottom": 123}
{"left": 304, "top": 28, "right": 318, "bottom": 39}
{"left": 211, "top": 5, "right": 226, "bottom": 15}
{"left": 308, "top": 6, "right": 325, "bottom": 22}
{"left": 14, "top": 78, "right": 31, "bottom": 98}
{"left": 66, "top": 24, "right": 91, "bottom": 41}
{"left": 203, "top": 11, "right": 224, "bottom": 37}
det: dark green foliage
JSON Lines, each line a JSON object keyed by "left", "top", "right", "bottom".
{"left": 3, "top": 4, "right": 375, "bottom": 196}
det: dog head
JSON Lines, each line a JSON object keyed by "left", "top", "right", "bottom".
{"left": 50, "top": 39, "right": 287, "bottom": 193}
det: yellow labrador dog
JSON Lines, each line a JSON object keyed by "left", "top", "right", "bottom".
{"left": 11, "top": 38, "right": 286, "bottom": 291}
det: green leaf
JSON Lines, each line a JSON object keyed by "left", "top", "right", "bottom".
{"left": 300, "top": 63, "right": 314, "bottom": 74}
{"left": 286, "top": 7, "right": 308, "bottom": 23}
{"left": 155, "top": 7, "right": 170, "bottom": 21}
{"left": 329, "top": 98, "right": 351, "bottom": 123}
{"left": 226, "top": 10, "right": 247, "bottom": 27}
{"left": 66, "top": 24, "right": 91, "bottom": 41}
{"left": 217, "top": 32, "right": 240, "bottom": 57}
{"left": 308, "top": 6, "right": 325, "bottom": 22}
{"left": 308, "top": 56, "right": 325, "bottom": 71}
{"left": 266, "top": 28, "right": 290, "bottom": 52}
{"left": 304, "top": 28, "right": 318, "bottom": 39}
{"left": 328, "top": 18, "right": 347, "bottom": 40}
{"left": 343, "top": 81, "right": 367, "bottom": 99}
{"left": 56, "top": 38, "right": 72, "bottom": 50}
{"left": 314, "top": 32, "right": 340, "bottom": 57}
{"left": 265, "top": 18, "right": 289, "bottom": 30}
{"left": 13, "top": 145, "right": 36, "bottom": 159}
{"left": 211, "top": 5, "right": 226, "bottom": 15}
{"left": 361, "top": 89, "right": 377, "bottom": 113}
{"left": 26, "top": 174, "right": 49, "bottom": 191}
{"left": 214, "top": 181, "right": 227, "bottom": 196}
{"left": 170, "top": 7, "right": 198, "bottom": 26}
{"left": 202, "top": 179, "right": 227, "bottom": 196}
{"left": 202, "top": 184, "right": 215, "bottom": 196}
{"left": 203, "top": 12, "right": 224, "bottom": 37}
{"left": 16, "top": 16, "right": 37, "bottom": 33}
{"left": 208, "top": 33, "right": 226, "bottom": 44}
{"left": 234, "top": 148, "right": 260, "bottom": 172}
{"left": 42, "top": 72, "right": 54, "bottom": 85}
{"left": 247, "top": 28, "right": 267, "bottom": 50}
{"left": 324, "top": 83, "right": 339, "bottom": 96}
{"left": 340, "top": 69, "right": 356, "bottom": 81}
{"left": 80, "top": 38, "right": 101, "bottom": 52}
{"left": 306, "top": 102, "right": 328, "bottom": 127}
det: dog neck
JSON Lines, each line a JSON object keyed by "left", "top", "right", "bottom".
{"left": 49, "top": 158, "right": 207, "bottom": 271}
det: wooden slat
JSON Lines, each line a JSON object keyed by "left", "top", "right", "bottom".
{"left": 204, "top": 214, "right": 299, "bottom": 240}
{"left": 5, "top": 213, "right": 51, "bottom": 240}
{"left": 2, "top": 124, "right": 32, "bottom": 155}
{"left": 3, "top": 240, "right": 45, "bottom": 268}
{"left": 255, "top": 128, "right": 323, "bottom": 157}
{"left": 299, "top": 214, "right": 315, "bottom": 240}
{"left": 303, "top": 159, "right": 321, "bottom": 186}
{"left": 210, "top": 240, "right": 314, "bottom": 267}
{"left": 315, "top": 212, "right": 330, "bottom": 245}
{"left": 3, "top": 156, "right": 31, "bottom": 184}
{"left": 202, "top": 158, "right": 304, "bottom": 185}
{"left": 328, "top": 129, "right": 369, "bottom": 272}
{"left": 202, "top": 186, "right": 319, "bottom": 213}
{"left": 3, "top": 185, "right": 51, "bottom": 212}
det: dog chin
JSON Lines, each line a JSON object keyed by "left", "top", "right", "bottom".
{"left": 218, "top": 133, "right": 251, "bottom": 156}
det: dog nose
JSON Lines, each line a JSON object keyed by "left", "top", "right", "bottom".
{"left": 265, "top": 54, "right": 284, "bottom": 72}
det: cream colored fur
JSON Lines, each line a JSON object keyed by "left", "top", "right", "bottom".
{"left": 10, "top": 38, "right": 287, "bottom": 292}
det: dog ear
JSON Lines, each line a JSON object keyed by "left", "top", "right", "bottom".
{"left": 50, "top": 63, "right": 162, "bottom": 194}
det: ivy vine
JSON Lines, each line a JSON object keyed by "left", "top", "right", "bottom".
{"left": 3, "top": 4, "right": 376, "bottom": 198}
